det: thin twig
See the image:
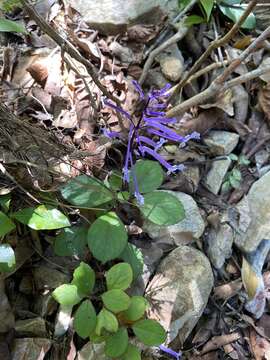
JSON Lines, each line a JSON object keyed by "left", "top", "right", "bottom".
{"left": 139, "top": 23, "right": 188, "bottom": 85}
{"left": 166, "top": 26, "right": 270, "bottom": 117}
{"left": 21, "top": 0, "right": 120, "bottom": 106}
{"left": 170, "top": 0, "right": 258, "bottom": 98}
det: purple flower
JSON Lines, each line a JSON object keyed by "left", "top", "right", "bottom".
{"left": 159, "top": 345, "right": 182, "bottom": 360}
{"left": 102, "top": 81, "right": 200, "bottom": 204}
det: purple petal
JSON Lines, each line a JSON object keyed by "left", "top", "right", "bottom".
{"left": 145, "top": 109, "right": 166, "bottom": 116}
{"left": 103, "top": 98, "right": 132, "bottom": 120}
{"left": 143, "top": 116, "right": 177, "bottom": 124}
{"left": 123, "top": 125, "right": 134, "bottom": 182}
{"left": 136, "top": 135, "right": 157, "bottom": 148}
{"left": 140, "top": 146, "right": 174, "bottom": 171}
{"left": 102, "top": 128, "right": 121, "bottom": 139}
{"left": 132, "top": 80, "right": 145, "bottom": 100}
{"left": 159, "top": 345, "right": 182, "bottom": 360}
{"left": 129, "top": 154, "right": 144, "bottom": 205}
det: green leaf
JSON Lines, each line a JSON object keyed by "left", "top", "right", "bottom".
{"left": 106, "top": 263, "right": 133, "bottom": 291}
{"left": 104, "top": 171, "right": 122, "bottom": 191}
{"left": 105, "top": 327, "right": 129, "bottom": 358}
{"left": 140, "top": 191, "right": 185, "bottom": 226}
{"left": 95, "top": 308, "right": 118, "bottom": 335}
{"left": 232, "top": 168, "right": 242, "bottom": 181}
{"left": 239, "top": 155, "right": 250, "bottom": 166}
{"left": 12, "top": 205, "right": 70, "bottom": 230}
{"left": 200, "top": 0, "right": 214, "bottom": 21}
{"left": 218, "top": 3, "right": 256, "bottom": 29}
{"left": 132, "top": 319, "right": 166, "bottom": 346}
{"left": 74, "top": 300, "right": 97, "bottom": 339}
{"left": 71, "top": 262, "right": 95, "bottom": 297}
{"left": 129, "top": 160, "right": 164, "bottom": 194}
{"left": 0, "top": 211, "right": 15, "bottom": 237}
{"left": 52, "top": 284, "right": 81, "bottom": 306}
{"left": 228, "top": 153, "right": 238, "bottom": 162}
{"left": 0, "top": 194, "right": 11, "bottom": 212}
{"left": 122, "top": 296, "right": 148, "bottom": 322}
{"left": 0, "top": 18, "right": 27, "bottom": 33}
{"left": 0, "top": 244, "right": 15, "bottom": 272}
{"left": 102, "top": 289, "right": 130, "bottom": 313}
{"left": 87, "top": 212, "right": 127, "bottom": 263}
{"left": 221, "top": 180, "right": 231, "bottom": 193}
{"left": 229, "top": 175, "right": 241, "bottom": 189}
{"left": 54, "top": 226, "right": 87, "bottom": 257}
{"left": 120, "top": 244, "right": 143, "bottom": 280}
{"left": 179, "top": 0, "right": 192, "bottom": 10}
{"left": 61, "top": 175, "right": 113, "bottom": 208}
{"left": 120, "top": 344, "right": 141, "bottom": 360}
{"left": 185, "top": 15, "right": 205, "bottom": 26}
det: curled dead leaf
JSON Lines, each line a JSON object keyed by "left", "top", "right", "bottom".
{"left": 258, "top": 82, "right": 270, "bottom": 122}
{"left": 27, "top": 61, "right": 48, "bottom": 87}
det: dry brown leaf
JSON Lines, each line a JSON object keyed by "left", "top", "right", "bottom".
{"left": 213, "top": 279, "right": 242, "bottom": 300}
{"left": 258, "top": 82, "right": 270, "bottom": 122}
{"left": 200, "top": 333, "right": 241, "bottom": 355}
{"left": 250, "top": 329, "right": 270, "bottom": 360}
{"left": 127, "top": 24, "right": 159, "bottom": 43}
{"left": 27, "top": 61, "right": 48, "bottom": 87}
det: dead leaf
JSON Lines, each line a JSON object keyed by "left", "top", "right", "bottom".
{"left": 0, "top": 279, "right": 15, "bottom": 333}
{"left": 127, "top": 24, "right": 159, "bottom": 43}
{"left": 11, "top": 338, "right": 51, "bottom": 360}
{"left": 213, "top": 279, "right": 242, "bottom": 300}
{"left": 234, "top": 36, "right": 252, "bottom": 50}
{"left": 27, "top": 61, "right": 48, "bottom": 87}
{"left": 200, "top": 332, "right": 241, "bottom": 355}
{"left": 250, "top": 329, "right": 270, "bottom": 360}
{"left": 258, "top": 82, "right": 270, "bottom": 122}
{"left": 242, "top": 257, "right": 261, "bottom": 299}
{"left": 200, "top": 89, "right": 234, "bottom": 116}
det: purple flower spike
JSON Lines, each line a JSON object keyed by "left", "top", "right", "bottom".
{"left": 159, "top": 345, "right": 182, "bottom": 360}
{"left": 101, "top": 82, "right": 200, "bottom": 204}
{"left": 132, "top": 80, "right": 145, "bottom": 100}
{"left": 102, "top": 128, "right": 121, "bottom": 139}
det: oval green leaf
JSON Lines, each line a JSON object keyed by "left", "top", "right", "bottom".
{"left": 54, "top": 226, "right": 87, "bottom": 256}
{"left": 95, "top": 308, "right": 118, "bottom": 335}
{"left": 74, "top": 300, "right": 97, "bottom": 339}
{"left": 200, "top": 0, "right": 214, "bottom": 21}
{"left": 105, "top": 327, "right": 129, "bottom": 358}
{"left": 12, "top": 205, "right": 70, "bottom": 230}
{"left": 102, "top": 289, "right": 130, "bottom": 313}
{"left": 0, "top": 18, "right": 27, "bottom": 33}
{"left": 0, "top": 211, "right": 15, "bottom": 237}
{"left": 120, "top": 344, "right": 141, "bottom": 360}
{"left": 129, "top": 160, "right": 164, "bottom": 194}
{"left": 120, "top": 244, "right": 144, "bottom": 280}
{"left": 140, "top": 191, "right": 185, "bottom": 226}
{"left": 52, "top": 284, "right": 81, "bottom": 306}
{"left": 71, "top": 262, "right": 95, "bottom": 297}
{"left": 218, "top": 4, "right": 256, "bottom": 29}
{"left": 61, "top": 175, "right": 113, "bottom": 208}
{"left": 88, "top": 212, "right": 127, "bottom": 263}
{"left": 122, "top": 296, "right": 148, "bottom": 322}
{"left": 0, "top": 244, "right": 15, "bottom": 272}
{"left": 106, "top": 262, "right": 133, "bottom": 290}
{"left": 132, "top": 319, "right": 166, "bottom": 346}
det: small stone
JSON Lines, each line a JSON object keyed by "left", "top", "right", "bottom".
{"left": 33, "top": 265, "right": 70, "bottom": 291}
{"left": 204, "top": 130, "right": 239, "bottom": 155}
{"left": 11, "top": 338, "right": 51, "bottom": 360}
{"left": 204, "top": 158, "right": 231, "bottom": 194}
{"left": 143, "top": 191, "right": 205, "bottom": 245}
{"left": 160, "top": 56, "right": 184, "bottom": 82}
{"left": 234, "top": 171, "right": 270, "bottom": 252}
{"left": 146, "top": 246, "right": 213, "bottom": 345}
{"left": 0, "top": 279, "right": 15, "bottom": 333}
{"left": 206, "top": 223, "right": 234, "bottom": 269}
{"left": 145, "top": 68, "right": 168, "bottom": 89}
{"left": 15, "top": 317, "right": 47, "bottom": 337}
{"left": 109, "top": 41, "right": 134, "bottom": 63}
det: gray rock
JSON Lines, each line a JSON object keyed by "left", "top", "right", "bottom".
{"left": 206, "top": 223, "right": 234, "bottom": 269}
{"left": 204, "top": 158, "right": 231, "bottom": 194}
{"left": 0, "top": 279, "right": 15, "bottom": 333}
{"left": 109, "top": 41, "right": 134, "bottom": 63}
{"left": 68, "top": 0, "right": 179, "bottom": 35}
{"left": 160, "top": 56, "right": 184, "bottom": 82}
{"left": 204, "top": 131, "right": 239, "bottom": 155}
{"left": 33, "top": 265, "right": 70, "bottom": 291}
{"left": 234, "top": 171, "right": 270, "bottom": 252}
{"left": 15, "top": 317, "right": 47, "bottom": 337}
{"left": 145, "top": 68, "right": 168, "bottom": 89}
{"left": 143, "top": 191, "right": 205, "bottom": 245}
{"left": 146, "top": 246, "right": 213, "bottom": 345}
{"left": 155, "top": 44, "right": 184, "bottom": 82}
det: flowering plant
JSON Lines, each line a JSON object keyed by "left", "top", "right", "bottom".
{"left": 103, "top": 81, "right": 200, "bottom": 204}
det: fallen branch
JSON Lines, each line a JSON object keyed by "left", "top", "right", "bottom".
{"left": 166, "top": 25, "right": 270, "bottom": 118}
{"left": 170, "top": 0, "right": 258, "bottom": 98}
